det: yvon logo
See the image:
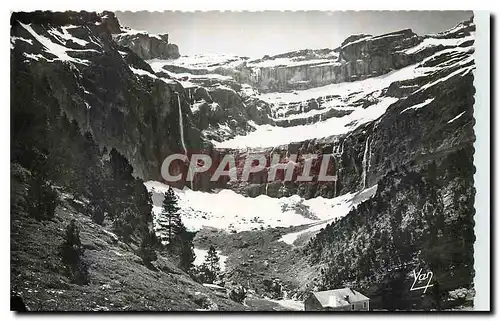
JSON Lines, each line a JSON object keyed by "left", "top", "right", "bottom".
{"left": 410, "top": 268, "right": 434, "bottom": 293}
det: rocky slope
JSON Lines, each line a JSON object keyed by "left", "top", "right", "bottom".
{"left": 304, "top": 148, "right": 476, "bottom": 310}
{"left": 10, "top": 165, "right": 249, "bottom": 311}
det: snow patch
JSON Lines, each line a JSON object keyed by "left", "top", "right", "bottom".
{"left": 404, "top": 35, "right": 474, "bottom": 55}
{"left": 11, "top": 36, "right": 33, "bottom": 46}
{"left": 447, "top": 111, "right": 466, "bottom": 123}
{"left": 279, "top": 185, "right": 377, "bottom": 245}
{"left": 48, "top": 26, "right": 89, "bottom": 47}
{"left": 247, "top": 58, "right": 332, "bottom": 69}
{"left": 156, "top": 54, "right": 247, "bottom": 71}
{"left": 19, "top": 22, "right": 90, "bottom": 65}
{"left": 129, "top": 66, "right": 177, "bottom": 85}
{"left": 400, "top": 98, "right": 435, "bottom": 114}
{"left": 267, "top": 299, "right": 304, "bottom": 311}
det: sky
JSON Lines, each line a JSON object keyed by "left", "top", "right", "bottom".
{"left": 116, "top": 11, "right": 473, "bottom": 58}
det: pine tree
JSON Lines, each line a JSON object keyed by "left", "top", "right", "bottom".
{"left": 202, "top": 245, "right": 221, "bottom": 284}
{"left": 178, "top": 225, "right": 196, "bottom": 271}
{"left": 87, "top": 201, "right": 105, "bottom": 225}
{"left": 113, "top": 207, "right": 137, "bottom": 241}
{"left": 161, "top": 187, "right": 182, "bottom": 244}
{"left": 136, "top": 184, "right": 158, "bottom": 267}
{"left": 138, "top": 230, "right": 158, "bottom": 267}
{"left": 28, "top": 169, "right": 58, "bottom": 221}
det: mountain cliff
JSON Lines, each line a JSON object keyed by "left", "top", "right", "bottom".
{"left": 11, "top": 11, "right": 476, "bottom": 311}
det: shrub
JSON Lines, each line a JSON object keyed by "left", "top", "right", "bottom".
{"left": 28, "top": 172, "right": 58, "bottom": 220}
{"left": 60, "top": 220, "right": 89, "bottom": 285}
{"left": 138, "top": 231, "right": 158, "bottom": 266}
{"left": 87, "top": 201, "right": 105, "bottom": 225}
{"left": 263, "top": 278, "right": 283, "bottom": 299}
{"left": 229, "top": 285, "right": 247, "bottom": 303}
{"left": 112, "top": 208, "right": 138, "bottom": 241}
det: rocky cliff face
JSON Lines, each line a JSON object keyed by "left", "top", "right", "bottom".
{"left": 11, "top": 11, "right": 477, "bottom": 311}
{"left": 177, "top": 19, "right": 475, "bottom": 202}
{"left": 113, "top": 31, "right": 180, "bottom": 60}
{"left": 97, "top": 11, "right": 181, "bottom": 60}
{"left": 154, "top": 18, "right": 476, "bottom": 310}
{"left": 236, "top": 29, "right": 422, "bottom": 92}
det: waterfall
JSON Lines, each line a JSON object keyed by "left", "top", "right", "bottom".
{"left": 265, "top": 183, "right": 269, "bottom": 196}
{"left": 177, "top": 93, "right": 194, "bottom": 190}
{"left": 334, "top": 173, "right": 337, "bottom": 197}
{"left": 367, "top": 136, "right": 372, "bottom": 182}
{"left": 332, "top": 140, "right": 342, "bottom": 197}
{"left": 361, "top": 136, "right": 370, "bottom": 189}
{"left": 177, "top": 93, "right": 188, "bottom": 153}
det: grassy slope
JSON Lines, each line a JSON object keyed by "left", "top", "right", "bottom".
{"left": 10, "top": 170, "right": 250, "bottom": 312}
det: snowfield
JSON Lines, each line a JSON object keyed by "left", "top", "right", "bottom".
{"left": 215, "top": 63, "right": 422, "bottom": 149}
{"left": 279, "top": 185, "right": 378, "bottom": 245}
{"left": 217, "top": 96, "right": 398, "bottom": 148}
{"left": 403, "top": 34, "right": 474, "bottom": 55}
{"left": 147, "top": 59, "right": 234, "bottom": 81}
{"left": 144, "top": 181, "right": 377, "bottom": 235}
{"left": 149, "top": 54, "right": 247, "bottom": 71}
{"left": 246, "top": 58, "right": 333, "bottom": 69}
{"left": 113, "top": 27, "right": 165, "bottom": 41}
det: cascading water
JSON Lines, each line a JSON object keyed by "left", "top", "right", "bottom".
{"left": 367, "top": 136, "right": 372, "bottom": 183}
{"left": 177, "top": 93, "right": 188, "bottom": 153}
{"left": 361, "top": 136, "right": 371, "bottom": 189}
{"left": 332, "top": 139, "right": 343, "bottom": 197}
{"left": 176, "top": 92, "right": 194, "bottom": 190}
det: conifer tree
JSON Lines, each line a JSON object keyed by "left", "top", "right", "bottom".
{"left": 60, "top": 219, "right": 89, "bottom": 285}
{"left": 161, "top": 187, "right": 182, "bottom": 244}
{"left": 28, "top": 168, "right": 58, "bottom": 221}
{"left": 138, "top": 230, "right": 158, "bottom": 267}
{"left": 178, "top": 225, "right": 196, "bottom": 271}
